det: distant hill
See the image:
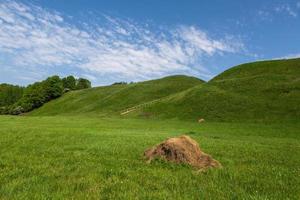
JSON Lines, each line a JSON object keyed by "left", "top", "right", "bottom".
{"left": 136, "top": 59, "right": 300, "bottom": 121}
{"left": 30, "top": 58, "right": 300, "bottom": 122}
{"left": 29, "top": 75, "right": 204, "bottom": 116}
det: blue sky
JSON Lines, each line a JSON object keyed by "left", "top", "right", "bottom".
{"left": 1, "top": 0, "right": 300, "bottom": 86}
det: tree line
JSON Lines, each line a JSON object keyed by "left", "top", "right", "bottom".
{"left": 0, "top": 75, "right": 91, "bottom": 115}
{"left": 0, "top": 84, "right": 24, "bottom": 107}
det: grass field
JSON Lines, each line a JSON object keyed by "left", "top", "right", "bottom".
{"left": 0, "top": 116, "right": 299, "bottom": 199}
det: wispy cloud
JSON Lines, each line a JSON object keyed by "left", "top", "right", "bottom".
{"left": 0, "top": 1, "right": 243, "bottom": 84}
{"left": 257, "top": 10, "right": 273, "bottom": 21}
{"left": 258, "top": 2, "right": 299, "bottom": 20}
{"left": 274, "top": 4, "right": 297, "bottom": 18}
{"left": 279, "top": 53, "right": 300, "bottom": 59}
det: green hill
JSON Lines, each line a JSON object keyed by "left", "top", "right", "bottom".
{"left": 30, "top": 58, "right": 300, "bottom": 122}
{"left": 135, "top": 58, "right": 300, "bottom": 121}
{"left": 29, "top": 75, "right": 204, "bottom": 116}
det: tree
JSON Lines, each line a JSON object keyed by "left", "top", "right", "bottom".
{"left": 1, "top": 75, "right": 92, "bottom": 115}
{"left": 76, "top": 78, "right": 91, "bottom": 90}
{"left": 112, "top": 82, "right": 127, "bottom": 85}
{"left": 9, "top": 75, "right": 64, "bottom": 114}
{"left": 19, "top": 82, "right": 46, "bottom": 111}
{"left": 43, "top": 75, "right": 64, "bottom": 100}
{"left": 0, "top": 84, "right": 24, "bottom": 107}
{"left": 62, "top": 75, "right": 76, "bottom": 90}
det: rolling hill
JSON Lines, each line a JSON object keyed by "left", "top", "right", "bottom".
{"left": 29, "top": 75, "right": 204, "bottom": 116}
{"left": 30, "top": 58, "right": 300, "bottom": 122}
{"left": 136, "top": 58, "right": 300, "bottom": 121}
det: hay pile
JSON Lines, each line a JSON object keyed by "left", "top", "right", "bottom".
{"left": 144, "top": 135, "right": 221, "bottom": 170}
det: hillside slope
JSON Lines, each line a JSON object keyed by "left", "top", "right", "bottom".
{"left": 30, "top": 58, "right": 300, "bottom": 122}
{"left": 30, "top": 75, "right": 204, "bottom": 116}
{"left": 134, "top": 58, "right": 300, "bottom": 121}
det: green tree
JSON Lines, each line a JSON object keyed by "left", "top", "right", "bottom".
{"left": 20, "top": 82, "right": 46, "bottom": 111}
{"left": 43, "top": 76, "right": 64, "bottom": 100}
{"left": 76, "top": 78, "right": 91, "bottom": 90}
{"left": 62, "top": 76, "right": 76, "bottom": 90}
{"left": 0, "top": 84, "right": 24, "bottom": 107}
{"left": 8, "top": 75, "right": 64, "bottom": 114}
{"left": 1, "top": 75, "right": 92, "bottom": 115}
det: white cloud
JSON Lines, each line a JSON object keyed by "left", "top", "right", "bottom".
{"left": 82, "top": 74, "right": 97, "bottom": 81}
{"left": 257, "top": 10, "right": 273, "bottom": 21}
{"left": 275, "top": 4, "right": 298, "bottom": 17}
{"left": 279, "top": 53, "right": 300, "bottom": 59}
{"left": 0, "top": 1, "right": 243, "bottom": 83}
{"left": 258, "top": 3, "right": 300, "bottom": 21}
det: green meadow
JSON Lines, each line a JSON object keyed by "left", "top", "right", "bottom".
{"left": 1, "top": 59, "right": 300, "bottom": 199}
{"left": 0, "top": 116, "right": 299, "bottom": 199}
{"left": 1, "top": 0, "right": 300, "bottom": 198}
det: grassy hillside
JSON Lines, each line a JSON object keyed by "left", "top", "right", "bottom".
{"left": 30, "top": 58, "right": 300, "bottom": 122}
{"left": 30, "top": 75, "right": 204, "bottom": 116}
{"left": 136, "top": 59, "right": 300, "bottom": 121}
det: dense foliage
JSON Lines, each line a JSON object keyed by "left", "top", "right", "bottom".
{"left": 0, "top": 75, "right": 91, "bottom": 115}
{"left": 0, "top": 84, "right": 24, "bottom": 107}
{"left": 62, "top": 76, "right": 76, "bottom": 90}
{"left": 112, "top": 81, "right": 128, "bottom": 85}
{"left": 76, "top": 78, "right": 91, "bottom": 90}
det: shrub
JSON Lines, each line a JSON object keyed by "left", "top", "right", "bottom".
{"left": 76, "top": 78, "right": 91, "bottom": 90}
{"left": 112, "top": 82, "right": 127, "bottom": 85}
{"left": 10, "top": 106, "right": 24, "bottom": 115}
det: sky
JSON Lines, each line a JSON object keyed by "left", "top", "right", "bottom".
{"left": 0, "top": 0, "right": 300, "bottom": 86}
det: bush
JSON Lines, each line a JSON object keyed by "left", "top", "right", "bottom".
{"left": 0, "top": 106, "right": 8, "bottom": 114}
{"left": 10, "top": 106, "right": 24, "bottom": 115}
{"left": 112, "top": 82, "right": 127, "bottom": 85}
{"left": 76, "top": 78, "right": 91, "bottom": 90}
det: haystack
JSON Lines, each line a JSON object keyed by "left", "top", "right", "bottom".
{"left": 144, "top": 135, "right": 221, "bottom": 170}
